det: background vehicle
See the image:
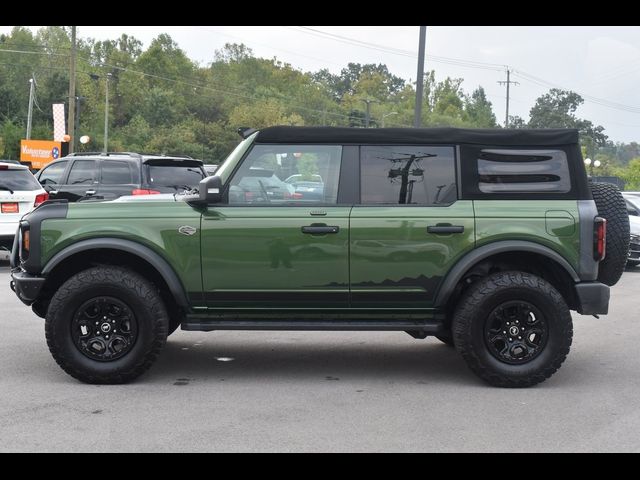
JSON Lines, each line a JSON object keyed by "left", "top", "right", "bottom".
{"left": 0, "top": 162, "right": 48, "bottom": 251}
{"left": 285, "top": 174, "right": 325, "bottom": 201}
{"left": 204, "top": 164, "right": 219, "bottom": 176}
{"left": 622, "top": 192, "right": 640, "bottom": 266}
{"left": 9, "top": 127, "right": 629, "bottom": 388}
{"left": 35, "top": 152, "right": 206, "bottom": 202}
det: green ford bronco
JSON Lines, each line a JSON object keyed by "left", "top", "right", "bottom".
{"left": 9, "top": 127, "right": 629, "bottom": 387}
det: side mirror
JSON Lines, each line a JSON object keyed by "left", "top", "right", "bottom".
{"left": 188, "top": 175, "right": 224, "bottom": 206}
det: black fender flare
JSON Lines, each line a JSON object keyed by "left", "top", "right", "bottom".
{"left": 434, "top": 240, "right": 580, "bottom": 308}
{"left": 42, "top": 238, "right": 190, "bottom": 309}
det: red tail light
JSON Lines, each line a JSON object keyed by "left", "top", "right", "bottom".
{"left": 132, "top": 189, "right": 161, "bottom": 195}
{"left": 34, "top": 192, "right": 49, "bottom": 207}
{"left": 284, "top": 192, "right": 304, "bottom": 200}
{"left": 594, "top": 217, "right": 607, "bottom": 261}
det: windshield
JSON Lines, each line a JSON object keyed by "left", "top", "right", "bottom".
{"left": 0, "top": 169, "right": 41, "bottom": 191}
{"left": 146, "top": 166, "right": 205, "bottom": 190}
{"left": 214, "top": 132, "right": 258, "bottom": 183}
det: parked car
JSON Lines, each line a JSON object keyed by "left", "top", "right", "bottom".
{"left": 0, "top": 162, "right": 48, "bottom": 251}
{"left": 622, "top": 192, "right": 640, "bottom": 267}
{"left": 9, "top": 127, "right": 629, "bottom": 387}
{"left": 285, "top": 174, "right": 325, "bottom": 201}
{"left": 34, "top": 152, "right": 206, "bottom": 203}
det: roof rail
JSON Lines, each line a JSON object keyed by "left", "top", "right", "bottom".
{"left": 65, "top": 152, "right": 143, "bottom": 159}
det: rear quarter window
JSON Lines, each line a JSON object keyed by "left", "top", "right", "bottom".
{"left": 459, "top": 146, "right": 578, "bottom": 200}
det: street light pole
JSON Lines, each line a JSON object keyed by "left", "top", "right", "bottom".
{"left": 381, "top": 111, "right": 398, "bottom": 128}
{"left": 362, "top": 99, "right": 378, "bottom": 128}
{"left": 26, "top": 78, "right": 35, "bottom": 140}
{"left": 104, "top": 73, "right": 112, "bottom": 154}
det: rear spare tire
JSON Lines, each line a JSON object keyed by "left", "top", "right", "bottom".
{"left": 590, "top": 182, "right": 629, "bottom": 286}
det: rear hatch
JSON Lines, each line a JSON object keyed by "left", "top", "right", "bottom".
{"left": 0, "top": 166, "right": 44, "bottom": 234}
{"left": 142, "top": 158, "right": 206, "bottom": 194}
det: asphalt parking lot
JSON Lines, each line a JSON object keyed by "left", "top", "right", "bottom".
{"left": 1, "top": 256, "right": 639, "bottom": 452}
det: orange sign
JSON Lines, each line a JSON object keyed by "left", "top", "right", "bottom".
{"left": 20, "top": 140, "right": 62, "bottom": 170}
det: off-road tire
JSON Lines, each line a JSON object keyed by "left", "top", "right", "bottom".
{"left": 590, "top": 182, "right": 630, "bottom": 286}
{"left": 452, "top": 271, "right": 572, "bottom": 388}
{"left": 45, "top": 266, "right": 169, "bottom": 384}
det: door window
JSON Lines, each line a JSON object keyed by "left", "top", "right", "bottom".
{"left": 228, "top": 145, "right": 342, "bottom": 205}
{"left": 37, "top": 161, "right": 68, "bottom": 186}
{"left": 360, "top": 146, "right": 457, "bottom": 205}
{"left": 67, "top": 160, "right": 98, "bottom": 185}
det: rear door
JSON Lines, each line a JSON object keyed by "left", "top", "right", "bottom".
{"left": 349, "top": 145, "right": 475, "bottom": 309}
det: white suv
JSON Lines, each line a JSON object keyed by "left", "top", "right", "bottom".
{"left": 0, "top": 162, "right": 48, "bottom": 251}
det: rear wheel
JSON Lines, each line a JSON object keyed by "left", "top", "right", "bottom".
{"left": 452, "top": 271, "right": 572, "bottom": 388}
{"left": 45, "top": 266, "right": 169, "bottom": 384}
{"left": 590, "top": 182, "right": 629, "bottom": 286}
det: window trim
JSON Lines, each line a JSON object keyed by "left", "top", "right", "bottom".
{"left": 357, "top": 144, "right": 459, "bottom": 207}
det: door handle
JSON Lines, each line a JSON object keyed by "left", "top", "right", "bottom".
{"left": 301, "top": 225, "right": 340, "bottom": 235}
{"left": 49, "top": 190, "right": 58, "bottom": 195}
{"left": 427, "top": 224, "right": 464, "bottom": 234}
{"left": 85, "top": 190, "right": 96, "bottom": 195}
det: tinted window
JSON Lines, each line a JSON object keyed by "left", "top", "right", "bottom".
{"left": 0, "top": 169, "right": 41, "bottom": 191}
{"left": 67, "top": 160, "right": 98, "bottom": 185}
{"left": 228, "top": 144, "right": 342, "bottom": 205}
{"left": 146, "top": 166, "right": 205, "bottom": 190}
{"left": 477, "top": 149, "right": 570, "bottom": 194}
{"left": 37, "top": 161, "right": 68, "bottom": 186}
{"left": 101, "top": 161, "right": 135, "bottom": 185}
{"left": 361, "top": 146, "right": 457, "bottom": 205}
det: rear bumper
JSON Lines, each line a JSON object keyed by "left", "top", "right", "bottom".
{"left": 10, "top": 270, "right": 45, "bottom": 306}
{"left": 575, "top": 282, "right": 610, "bottom": 315}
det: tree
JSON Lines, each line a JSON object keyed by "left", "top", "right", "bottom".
{"left": 528, "top": 88, "right": 608, "bottom": 146}
{"left": 465, "top": 87, "right": 497, "bottom": 128}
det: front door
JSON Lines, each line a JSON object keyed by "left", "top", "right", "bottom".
{"left": 201, "top": 143, "right": 350, "bottom": 309}
{"left": 57, "top": 159, "right": 100, "bottom": 202}
{"left": 350, "top": 145, "right": 475, "bottom": 309}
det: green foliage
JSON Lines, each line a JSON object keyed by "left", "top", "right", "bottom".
{"left": 0, "top": 26, "right": 636, "bottom": 186}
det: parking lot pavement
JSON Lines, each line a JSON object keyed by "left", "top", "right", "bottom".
{"left": 1, "top": 260, "right": 640, "bottom": 452}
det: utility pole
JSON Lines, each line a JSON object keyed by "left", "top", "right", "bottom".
{"left": 414, "top": 26, "right": 427, "bottom": 128}
{"left": 68, "top": 26, "right": 77, "bottom": 153}
{"left": 362, "top": 99, "right": 378, "bottom": 128}
{"left": 104, "top": 73, "right": 112, "bottom": 154}
{"left": 26, "top": 78, "right": 35, "bottom": 139}
{"left": 498, "top": 68, "right": 518, "bottom": 128}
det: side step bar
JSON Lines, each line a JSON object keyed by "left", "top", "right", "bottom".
{"left": 181, "top": 320, "right": 444, "bottom": 332}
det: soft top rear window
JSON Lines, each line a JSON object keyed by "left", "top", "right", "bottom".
{"left": 0, "top": 169, "right": 41, "bottom": 191}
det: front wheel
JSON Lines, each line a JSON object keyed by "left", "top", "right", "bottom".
{"left": 452, "top": 271, "right": 572, "bottom": 388}
{"left": 45, "top": 266, "right": 169, "bottom": 384}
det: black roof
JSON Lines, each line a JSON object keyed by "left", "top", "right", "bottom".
{"left": 255, "top": 126, "right": 579, "bottom": 147}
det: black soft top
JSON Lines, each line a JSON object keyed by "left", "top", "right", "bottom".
{"left": 255, "top": 126, "right": 579, "bottom": 146}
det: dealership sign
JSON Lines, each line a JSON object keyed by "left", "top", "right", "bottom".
{"left": 20, "top": 139, "right": 63, "bottom": 169}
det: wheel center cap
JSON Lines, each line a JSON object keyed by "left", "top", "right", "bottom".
{"left": 509, "top": 325, "right": 520, "bottom": 336}
{"left": 100, "top": 322, "right": 112, "bottom": 333}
